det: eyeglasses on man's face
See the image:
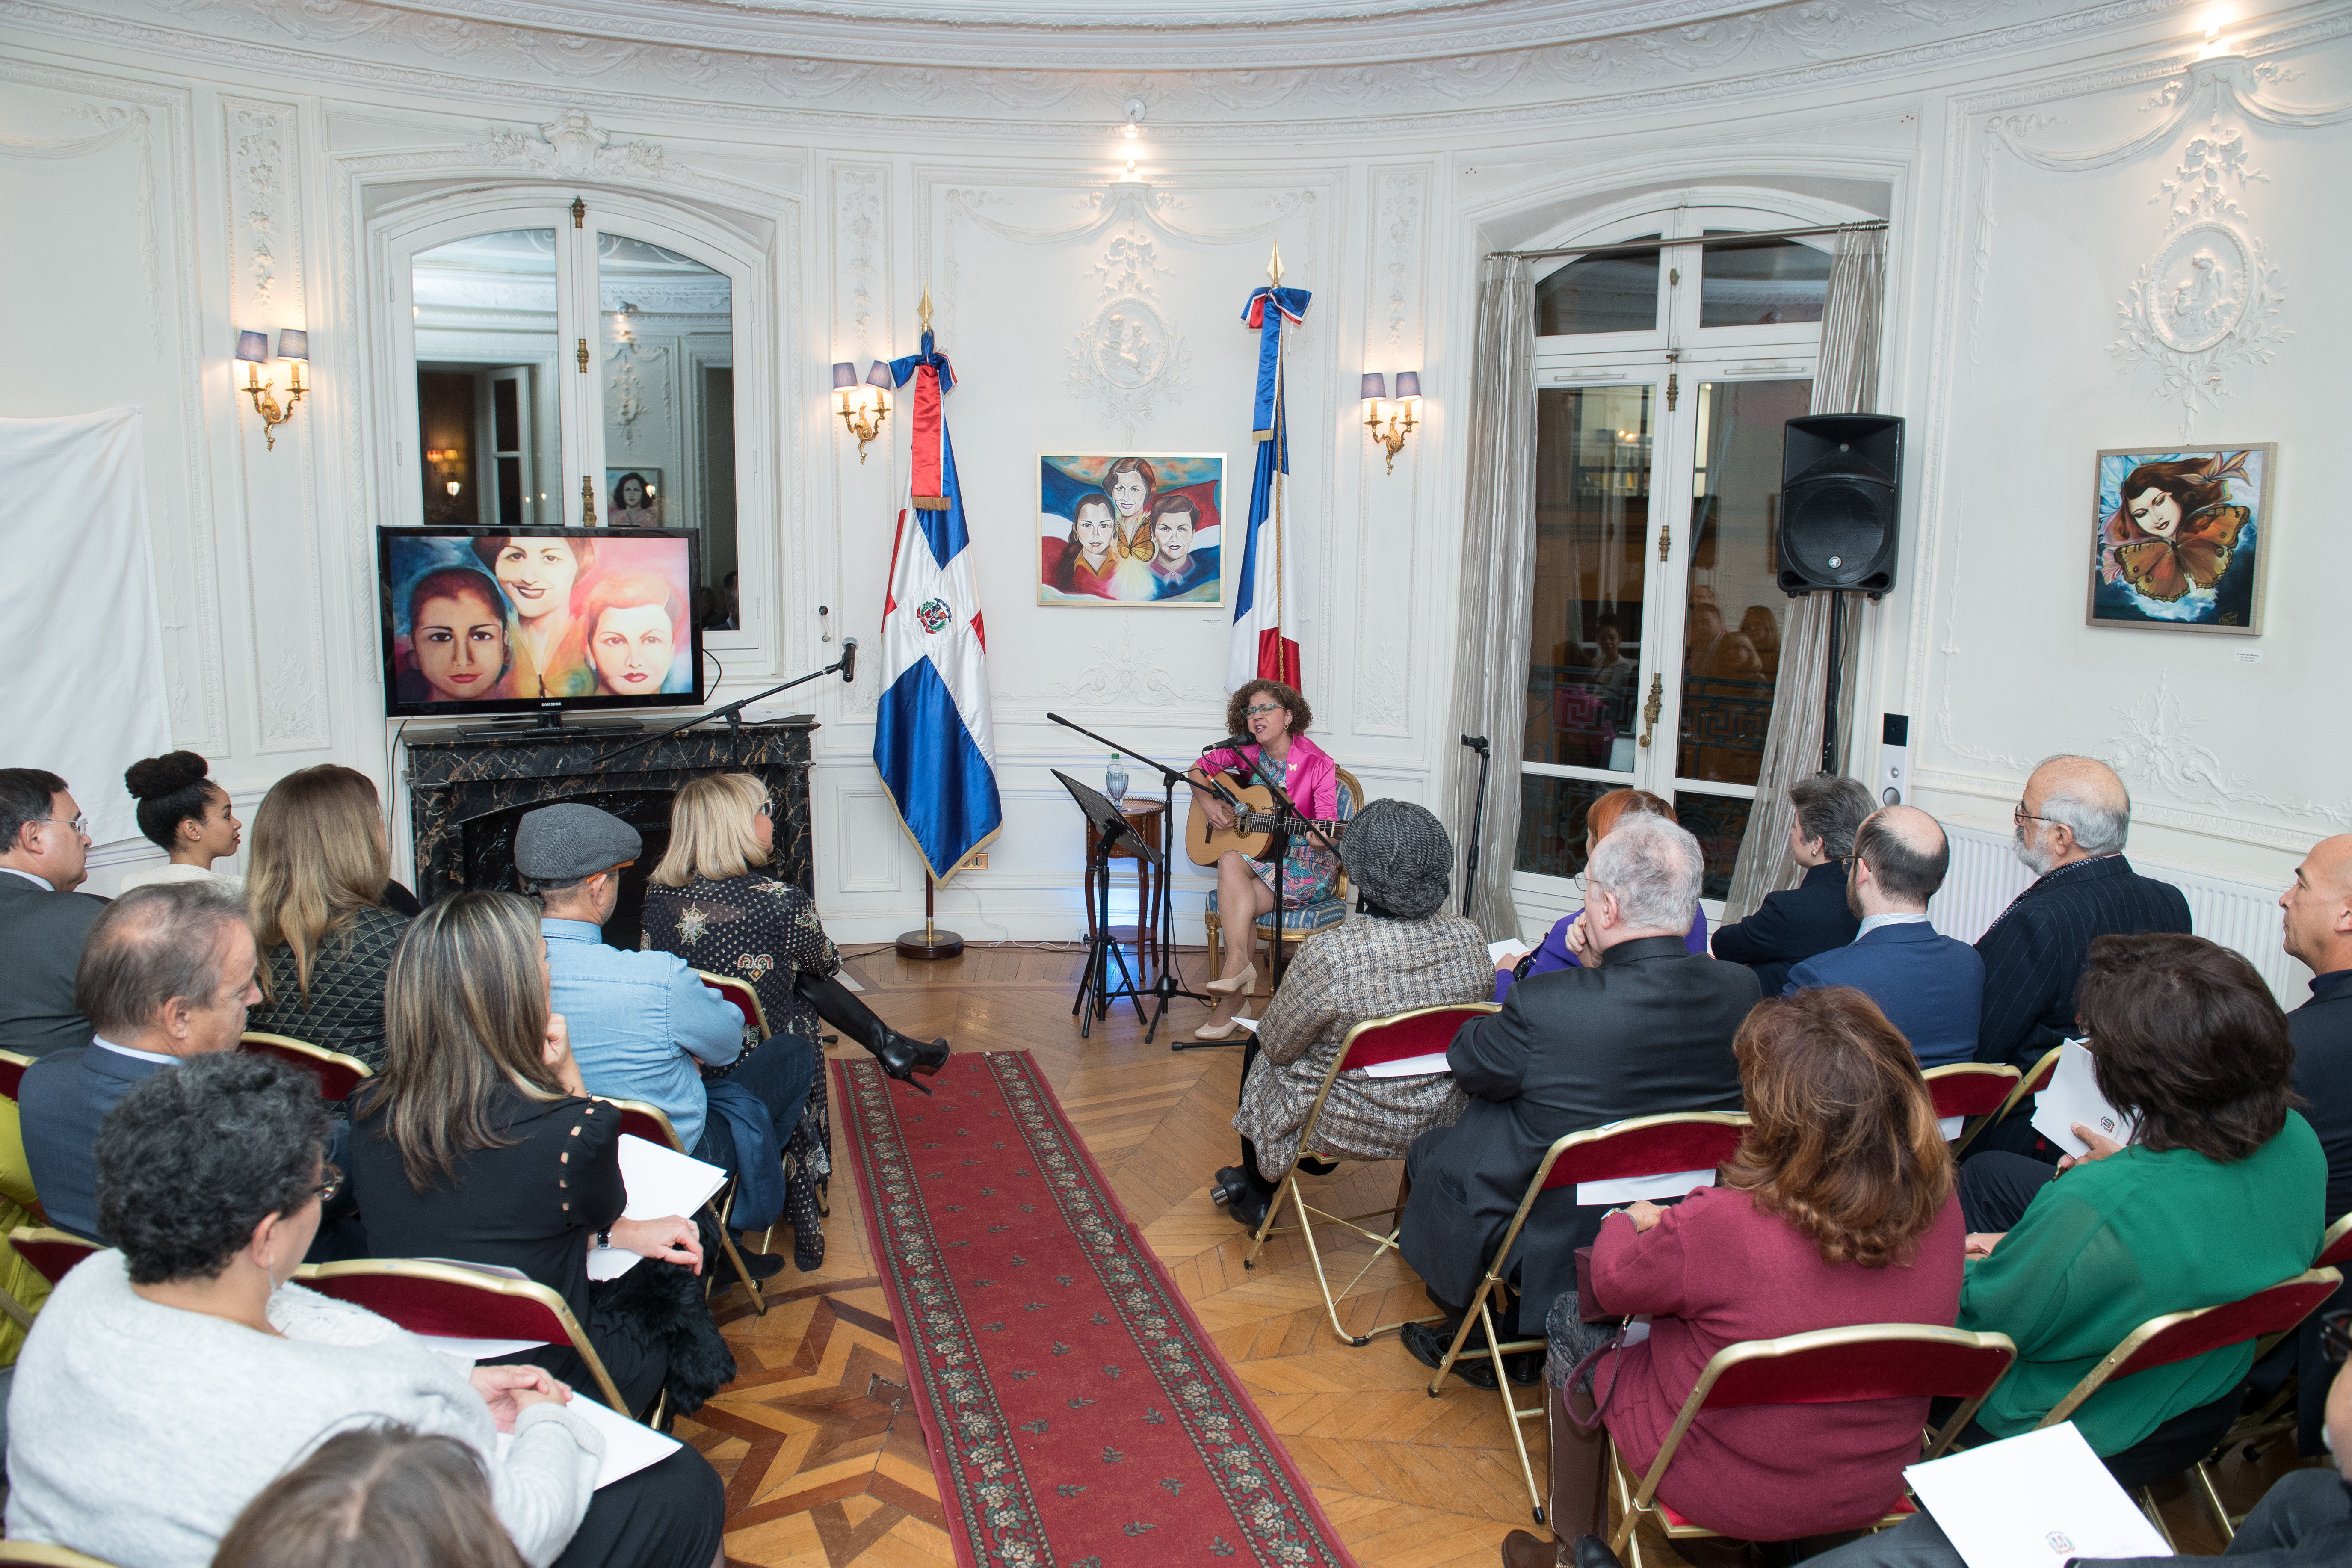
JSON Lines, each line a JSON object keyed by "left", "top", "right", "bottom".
{"left": 38, "top": 814, "right": 89, "bottom": 836}
{"left": 1243, "top": 703, "right": 1283, "bottom": 719}
{"left": 2012, "top": 802, "right": 2056, "bottom": 826}
{"left": 756, "top": 799, "right": 774, "bottom": 820}
{"left": 312, "top": 1161, "right": 345, "bottom": 1207}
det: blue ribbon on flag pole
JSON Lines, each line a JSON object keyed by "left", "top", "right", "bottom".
{"left": 1242, "top": 286, "right": 1311, "bottom": 449}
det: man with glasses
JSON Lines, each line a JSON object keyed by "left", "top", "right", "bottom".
{"left": 1972, "top": 755, "right": 2189, "bottom": 1081}
{"left": 0, "top": 767, "right": 108, "bottom": 1057}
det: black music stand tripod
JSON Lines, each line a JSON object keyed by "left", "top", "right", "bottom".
{"left": 1053, "top": 770, "right": 1150, "bottom": 1037}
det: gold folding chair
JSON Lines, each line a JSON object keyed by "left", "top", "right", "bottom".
{"left": 298, "top": 1257, "right": 635, "bottom": 1416}
{"left": 607, "top": 1098, "right": 767, "bottom": 1317}
{"left": 2205, "top": 1211, "right": 2352, "bottom": 1470}
{"left": 1241, "top": 1002, "right": 1497, "bottom": 1346}
{"left": 240, "top": 1031, "right": 374, "bottom": 1102}
{"left": 696, "top": 970, "right": 770, "bottom": 1043}
{"left": 0, "top": 1544, "right": 128, "bottom": 1566}
{"left": 0, "top": 1049, "right": 53, "bottom": 1331}
{"left": 1424, "top": 1111, "right": 1752, "bottom": 1522}
{"left": 1921, "top": 1062, "right": 2021, "bottom": 1158}
{"left": 1980, "top": 1043, "right": 2065, "bottom": 1134}
{"left": 1603, "top": 1325, "right": 2018, "bottom": 1567}
{"left": 8, "top": 1228, "right": 98, "bottom": 1290}
{"left": 0, "top": 1049, "right": 32, "bottom": 1104}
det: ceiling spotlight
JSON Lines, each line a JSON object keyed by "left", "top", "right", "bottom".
{"left": 1122, "top": 96, "right": 1145, "bottom": 139}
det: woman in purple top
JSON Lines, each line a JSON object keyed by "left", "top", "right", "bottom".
{"left": 1495, "top": 787, "right": 1708, "bottom": 1002}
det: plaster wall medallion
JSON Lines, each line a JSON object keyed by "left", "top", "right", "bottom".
{"left": 1068, "top": 294, "right": 1189, "bottom": 439}
{"left": 2142, "top": 220, "right": 2249, "bottom": 353}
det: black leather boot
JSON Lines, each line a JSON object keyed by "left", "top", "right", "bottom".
{"left": 793, "top": 972, "right": 950, "bottom": 1093}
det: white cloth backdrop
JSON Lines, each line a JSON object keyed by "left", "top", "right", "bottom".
{"left": 0, "top": 408, "right": 175, "bottom": 847}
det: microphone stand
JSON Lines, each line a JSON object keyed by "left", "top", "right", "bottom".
{"left": 1045, "top": 713, "right": 1220, "bottom": 1047}
{"left": 600, "top": 648, "right": 856, "bottom": 770}
{"left": 1459, "top": 734, "right": 1491, "bottom": 921}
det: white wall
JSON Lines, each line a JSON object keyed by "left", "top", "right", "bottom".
{"left": 2, "top": 0, "right": 2345, "bottom": 950}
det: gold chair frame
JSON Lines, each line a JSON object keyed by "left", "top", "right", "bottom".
{"left": 1604, "top": 1324, "right": 2019, "bottom": 1566}
{"left": 2203, "top": 1212, "right": 2352, "bottom": 1472}
{"left": 1240, "top": 1002, "right": 1498, "bottom": 1347}
{"left": 1979, "top": 1043, "right": 2066, "bottom": 1134}
{"left": 605, "top": 1097, "right": 767, "bottom": 1318}
{"left": 239, "top": 1031, "right": 375, "bottom": 1097}
{"left": 1423, "top": 1110, "right": 1752, "bottom": 1523}
{"left": 695, "top": 969, "right": 771, "bottom": 1041}
{"left": 0, "top": 1543, "right": 127, "bottom": 1566}
{"left": 1202, "top": 766, "right": 1362, "bottom": 1000}
{"left": 0, "top": 1049, "right": 51, "bottom": 1327}
{"left": 1921, "top": 1062, "right": 2021, "bottom": 1158}
{"left": 298, "top": 1256, "right": 632, "bottom": 1415}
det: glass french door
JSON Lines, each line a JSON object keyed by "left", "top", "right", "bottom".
{"left": 1515, "top": 207, "right": 1832, "bottom": 912}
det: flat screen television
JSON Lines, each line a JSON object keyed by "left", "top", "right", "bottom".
{"left": 377, "top": 527, "right": 704, "bottom": 720}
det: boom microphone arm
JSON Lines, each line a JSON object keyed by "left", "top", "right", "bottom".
{"left": 794, "top": 970, "right": 947, "bottom": 1094}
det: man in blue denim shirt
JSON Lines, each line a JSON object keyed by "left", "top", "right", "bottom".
{"left": 518, "top": 803, "right": 813, "bottom": 1281}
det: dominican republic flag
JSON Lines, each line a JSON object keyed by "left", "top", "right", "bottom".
{"left": 1228, "top": 281, "right": 1311, "bottom": 692}
{"left": 873, "top": 331, "right": 1002, "bottom": 883}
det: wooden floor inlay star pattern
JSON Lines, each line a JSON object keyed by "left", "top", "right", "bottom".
{"left": 679, "top": 943, "right": 2294, "bottom": 1568}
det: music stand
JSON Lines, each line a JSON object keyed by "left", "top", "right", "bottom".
{"left": 1053, "top": 770, "right": 1149, "bottom": 1036}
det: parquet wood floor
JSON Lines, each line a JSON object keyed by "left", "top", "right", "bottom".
{"left": 680, "top": 942, "right": 2302, "bottom": 1568}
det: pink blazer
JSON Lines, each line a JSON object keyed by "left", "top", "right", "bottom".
{"left": 1200, "top": 733, "right": 1339, "bottom": 825}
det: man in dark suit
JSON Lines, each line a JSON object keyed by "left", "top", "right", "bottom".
{"left": 0, "top": 769, "right": 107, "bottom": 1057}
{"left": 1784, "top": 805, "right": 1983, "bottom": 1066}
{"left": 1398, "top": 814, "right": 1757, "bottom": 1387}
{"left": 19, "top": 882, "right": 258, "bottom": 1240}
{"left": 2275, "top": 833, "right": 2352, "bottom": 1455}
{"left": 1973, "top": 754, "right": 2191, "bottom": 1073}
{"left": 1710, "top": 772, "right": 1871, "bottom": 992}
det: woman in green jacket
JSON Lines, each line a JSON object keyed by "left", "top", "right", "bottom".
{"left": 1959, "top": 932, "right": 2324, "bottom": 1456}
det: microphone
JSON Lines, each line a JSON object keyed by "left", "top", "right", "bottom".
{"left": 838, "top": 637, "right": 858, "bottom": 683}
{"left": 1460, "top": 733, "right": 1490, "bottom": 756}
{"left": 1204, "top": 734, "right": 1253, "bottom": 752}
{"left": 1047, "top": 711, "right": 1076, "bottom": 730}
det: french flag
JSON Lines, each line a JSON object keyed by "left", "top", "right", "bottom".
{"left": 1228, "top": 281, "right": 1310, "bottom": 692}
{"left": 873, "top": 335, "right": 1002, "bottom": 882}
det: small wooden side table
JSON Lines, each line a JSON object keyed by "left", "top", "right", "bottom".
{"left": 1084, "top": 797, "right": 1166, "bottom": 979}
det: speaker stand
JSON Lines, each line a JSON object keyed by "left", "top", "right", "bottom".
{"left": 1820, "top": 588, "right": 1845, "bottom": 774}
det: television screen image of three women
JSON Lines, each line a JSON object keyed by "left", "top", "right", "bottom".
{"left": 377, "top": 528, "right": 704, "bottom": 715}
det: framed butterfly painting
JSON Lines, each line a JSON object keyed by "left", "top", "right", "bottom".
{"left": 2088, "top": 444, "right": 2273, "bottom": 635}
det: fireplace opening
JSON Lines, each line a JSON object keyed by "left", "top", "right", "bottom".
{"left": 459, "top": 790, "right": 678, "bottom": 953}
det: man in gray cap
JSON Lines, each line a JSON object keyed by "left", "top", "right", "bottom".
{"left": 519, "top": 801, "right": 802, "bottom": 1279}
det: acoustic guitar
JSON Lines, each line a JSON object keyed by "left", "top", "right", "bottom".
{"left": 1183, "top": 778, "right": 1347, "bottom": 867}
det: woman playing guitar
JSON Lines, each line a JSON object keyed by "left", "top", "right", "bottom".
{"left": 1186, "top": 678, "right": 1339, "bottom": 1041}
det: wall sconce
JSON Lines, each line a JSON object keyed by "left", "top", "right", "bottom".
{"left": 1361, "top": 370, "right": 1420, "bottom": 476}
{"left": 237, "top": 329, "right": 308, "bottom": 451}
{"left": 832, "top": 359, "right": 894, "bottom": 463}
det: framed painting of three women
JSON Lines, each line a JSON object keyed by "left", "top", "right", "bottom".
{"left": 2087, "top": 444, "right": 2273, "bottom": 634}
{"left": 1037, "top": 452, "right": 1225, "bottom": 607}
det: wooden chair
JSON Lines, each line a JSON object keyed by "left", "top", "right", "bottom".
{"left": 0, "top": 1544, "right": 129, "bottom": 1567}
{"left": 1920, "top": 1062, "right": 2021, "bottom": 1157}
{"left": 1203, "top": 766, "right": 1362, "bottom": 998}
{"left": 298, "top": 1257, "right": 634, "bottom": 1416}
{"left": 607, "top": 1099, "right": 767, "bottom": 1318}
{"left": 696, "top": 970, "right": 769, "bottom": 1045}
{"left": 240, "top": 1031, "right": 373, "bottom": 1102}
{"left": 2030, "top": 1266, "right": 2343, "bottom": 1545}
{"left": 8, "top": 1227, "right": 98, "bottom": 1288}
{"left": 1241, "top": 1002, "right": 1499, "bottom": 1346}
{"left": 1603, "top": 1325, "right": 2019, "bottom": 1567}
{"left": 1423, "top": 1111, "right": 1752, "bottom": 1521}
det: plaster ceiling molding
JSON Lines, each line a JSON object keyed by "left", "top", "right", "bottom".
{"left": 1000, "top": 624, "right": 1225, "bottom": 708}
{"left": 2099, "top": 672, "right": 2352, "bottom": 831}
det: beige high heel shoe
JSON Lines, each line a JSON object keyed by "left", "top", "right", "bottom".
{"left": 1205, "top": 961, "right": 1257, "bottom": 996}
{"left": 1193, "top": 1015, "right": 1248, "bottom": 1041}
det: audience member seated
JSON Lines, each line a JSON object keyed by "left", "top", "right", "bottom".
{"left": 242, "top": 764, "right": 412, "bottom": 1070}
{"left": 20, "top": 881, "right": 257, "bottom": 1240}
{"left": 1953, "top": 934, "right": 2322, "bottom": 1459}
{"left": 119, "top": 751, "right": 244, "bottom": 891}
{"left": 5, "top": 1051, "right": 728, "bottom": 1568}
{"left": 1784, "top": 805, "right": 1984, "bottom": 1066}
{"left": 1493, "top": 790, "right": 1708, "bottom": 1002}
{"left": 1507, "top": 987, "right": 1962, "bottom": 1562}
{"left": 1794, "top": 1303, "right": 2352, "bottom": 1568}
{"left": 1214, "top": 800, "right": 1493, "bottom": 1230}
{"left": 1710, "top": 772, "right": 1870, "bottom": 993}
{"left": 346, "top": 891, "right": 709, "bottom": 1417}
{"left": 0, "top": 766, "right": 106, "bottom": 1056}
{"left": 521, "top": 802, "right": 800, "bottom": 1281}
{"left": 640, "top": 774, "right": 839, "bottom": 1268}
{"left": 1973, "top": 754, "right": 2190, "bottom": 1074}
{"left": 2283, "top": 834, "right": 2352, "bottom": 1222}
{"left": 1400, "top": 814, "right": 1757, "bottom": 1388}
{"left": 212, "top": 1424, "right": 529, "bottom": 1568}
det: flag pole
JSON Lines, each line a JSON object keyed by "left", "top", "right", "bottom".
{"left": 897, "top": 870, "right": 964, "bottom": 960}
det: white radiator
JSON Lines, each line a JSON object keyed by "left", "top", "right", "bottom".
{"left": 1930, "top": 825, "right": 2298, "bottom": 1005}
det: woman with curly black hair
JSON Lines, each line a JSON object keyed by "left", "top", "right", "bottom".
{"left": 118, "top": 751, "right": 242, "bottom": 892}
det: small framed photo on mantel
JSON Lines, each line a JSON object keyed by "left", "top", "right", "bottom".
{"left": 2087, "top": 444, "right": 2273, "bottom": 635}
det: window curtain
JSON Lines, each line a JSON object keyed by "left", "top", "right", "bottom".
{"left": 1719, "top": 226, "right": 1887, "bottom": 923}
{"left": 1445, "top": 256, "right": 1538, "bottom": 939}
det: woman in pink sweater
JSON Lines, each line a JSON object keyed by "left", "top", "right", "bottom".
{"left": 1517, "top": 987, "right": 1964, "bottom": 1563}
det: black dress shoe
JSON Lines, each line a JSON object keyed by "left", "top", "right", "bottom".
{"left": 729, "top": 1247, "right": 789, "bottom": 1283}
{"left": 1401, "top": 1320, "right": 1501, "bottom": 1390}
{"left": 1296, "top": 1155, "right": 1338, "bottom": 1177}
{"left": 1227, "top": 1186, "right": 1272, "bottom": 1231}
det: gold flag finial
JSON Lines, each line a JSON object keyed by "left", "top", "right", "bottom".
{"left": 917, "top": 286, "right": 934, "bottom": 335}
{"left": 1267, "top": 241, "right": 1284, "bottom": 288}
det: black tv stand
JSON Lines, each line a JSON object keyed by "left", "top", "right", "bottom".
{"left": 459, "top": 704, "right": 643, "bottom": 741}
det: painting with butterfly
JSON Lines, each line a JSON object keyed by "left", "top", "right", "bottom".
{"left": 2087, "top": 444, "right": 2274, "bottom": 635}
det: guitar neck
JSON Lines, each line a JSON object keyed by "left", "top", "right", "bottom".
{"left": 1235, "top": 813, "right": 1343, "bottom": 837}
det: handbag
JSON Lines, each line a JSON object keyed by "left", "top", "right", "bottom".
{"left": 1560, "top": 1246, "right": 1633, "bottom": 1438}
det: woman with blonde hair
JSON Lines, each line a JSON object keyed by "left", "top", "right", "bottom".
{"left": 1515, "top": 986, "right": 1964, "bottom": 1559}
{"left": 243, "top": 766, "right": 409, "bottom": 1069}
{"left": 641, "top": 775, "right": 946, "bottom": 1270}
{"left": 1493, "top": 787, "right": 1709, "bottom": 1002}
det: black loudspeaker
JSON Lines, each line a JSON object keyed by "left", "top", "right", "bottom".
{"left": 1777, "top": 414, "right": 1903, "bottom": 597}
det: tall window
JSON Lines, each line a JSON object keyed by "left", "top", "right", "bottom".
{"left": 387, "top": 199, "right": 747, "bottom": 630}
{"left": 1516, "top": 204, "right": 1836, "bottom": 903}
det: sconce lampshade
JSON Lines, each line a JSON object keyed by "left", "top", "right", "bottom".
{"left": 832, "top": 361, "right": 858, "bottom": 390}
{"left": 1360, "top": 373, "right": 1386, "bottom": 402}
{"left": 865, "top": 360, "right": 895, "bottom": 390}
{"left": 236, "top": 330, "right": 270, "bottom": 364}
{"left": 1394, "top": 371, "right": 1421, "bottom": 399}
{"left": 276, "top": 329, "right": 309, "bottom": 361}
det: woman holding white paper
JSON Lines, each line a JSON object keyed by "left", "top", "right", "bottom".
{"left": 346, "top": 892, "right": 707, "bottom": 1420}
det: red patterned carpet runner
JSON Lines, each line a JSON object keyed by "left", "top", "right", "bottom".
{"left": 834, "top": 1051, "right": 1355, "bottom": 1568}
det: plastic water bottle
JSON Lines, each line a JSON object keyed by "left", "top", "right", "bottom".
{"left": 1105, "top": 754, "right": 1129, "bottom": 810}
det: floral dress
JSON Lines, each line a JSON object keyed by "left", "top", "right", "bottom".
{"left": 642, "top": 871, "right": 842, "bottom": 1265}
